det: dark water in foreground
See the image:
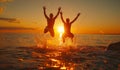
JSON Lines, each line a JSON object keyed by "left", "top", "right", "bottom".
{"left": 0, "top": 46, "right": 120, "bottom": 70}
{"left": 0, "top": 33, "right": 120, "bottom": 70}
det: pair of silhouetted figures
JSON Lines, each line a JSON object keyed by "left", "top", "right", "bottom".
{"left": 43, "top": 6, "right": 80, "bottom": 43}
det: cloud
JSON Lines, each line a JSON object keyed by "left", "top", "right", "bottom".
{"left": 0, "top": 17, "right": 20, "bottom": 23}
{"left": 0, "top": 27, "right": 34, "bottom": 30}
{"left": 0, "top": 0, "right": 13, "bottom": 3}
{"left": 0, "top": 7, "right": 4, "bottom": 14}
{"left": 0, "top": 0, "right": 13, "bottom": 14}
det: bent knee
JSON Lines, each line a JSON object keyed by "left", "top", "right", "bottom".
{"left": 44, "top": 29, "right": 48, "bottom": 33}
{"left": 69, "top": 33, "right": 74, "bottom": 38}
{"left": 50, "top": 31, "right": 54, "bottom": 37}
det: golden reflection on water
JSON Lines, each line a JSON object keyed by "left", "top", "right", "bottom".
{"left": 29, "top": 46, "right": 120, "bottom": 70}
{"left": 43, "top": 58, "right": 74, "bottom": 70}
{"left": 36, "top": 51, "right": 75, "bottom": 70}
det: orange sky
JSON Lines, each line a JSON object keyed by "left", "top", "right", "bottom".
{"left": 0, "top": 0, "right": 120, "bottom": 34}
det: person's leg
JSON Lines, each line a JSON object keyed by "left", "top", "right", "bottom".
{"left": 63, "top": 37, "right": 65, "bottom": 43}
{"left": 62, "top": 33, "right": 66, "bottom": 43}
{"left": 49, "top": 28, "right": 54, "bottom": 37}
{"left": 44, "top": 26, "right": 48, "bottom": 33}
{"left": 69, "top": 33, "right": 74, "bottom": 42}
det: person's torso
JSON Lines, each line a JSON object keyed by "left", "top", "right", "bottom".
{"left": 47, "top": 18, "right": 55, "bottom": 28}
{"left": 64, "top": 23, "right": 71, "bottom": 33}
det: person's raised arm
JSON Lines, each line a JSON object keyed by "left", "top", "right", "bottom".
{"left": 54, "top": 7, "right": 61, "bottom": 19}
{"left": 70, "top": 13, "right": 80, "bottom": 24}
{"left": 60, "top": 12, "right": 65, "bottom": 24}
{"left": 43, "top": 6, "right": 49, "bottom": 19}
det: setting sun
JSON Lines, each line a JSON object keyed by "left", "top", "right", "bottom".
{"left": 57, "top": 26, "right": 64, "bottom": 34}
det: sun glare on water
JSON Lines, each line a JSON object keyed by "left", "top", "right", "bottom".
{"left": 58, "top": 26, "right": 64, "bottom": 37}
{"left": 57, "top": 26, "right": 64, "bottom": 45}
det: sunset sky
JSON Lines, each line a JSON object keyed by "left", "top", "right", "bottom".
{"left": 0, "top": 0, "right": 120, "bottom": 34}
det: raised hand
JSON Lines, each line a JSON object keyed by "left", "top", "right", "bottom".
{"left": 60, "top": 12, "right": 62, "bottom": 15}
{"left": 43, "top": 6, "right": 46, "bottom": 10}
{"left": 58, "top": 7, "right": 61, "bottom": 11}
{"left": 78, "top": 13, "right": 80, "bottom": 16}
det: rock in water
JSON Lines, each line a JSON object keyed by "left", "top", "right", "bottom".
{"left": 107, "top": 42, "right": 120, "bottom": 52}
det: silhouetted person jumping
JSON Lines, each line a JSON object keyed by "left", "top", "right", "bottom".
{"left": 60, "top": 12, "right": 80, "bottom": 43}
{"left": 43, "top": 6, "right": 61, "bottom": 37}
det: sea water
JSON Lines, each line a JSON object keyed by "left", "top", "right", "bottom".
{"left": 0, "top": 32, "right": 120, "bottom": 70}
{"left": 0, "top": 33, "right": 120, "bottom": 47}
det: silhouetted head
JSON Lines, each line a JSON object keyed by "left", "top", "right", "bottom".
{"left": 49, "top": 13, "right": 53, "bottom": 18}
{"left": 66, "top": 18, "right": 70, "bottom": 23}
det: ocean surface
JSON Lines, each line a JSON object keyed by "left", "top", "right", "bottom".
{"left": 0, "top": 33, "right": 120, "bottom": 47}
{"left": 0, "top": 32, "right": 120, "bottom": 70}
